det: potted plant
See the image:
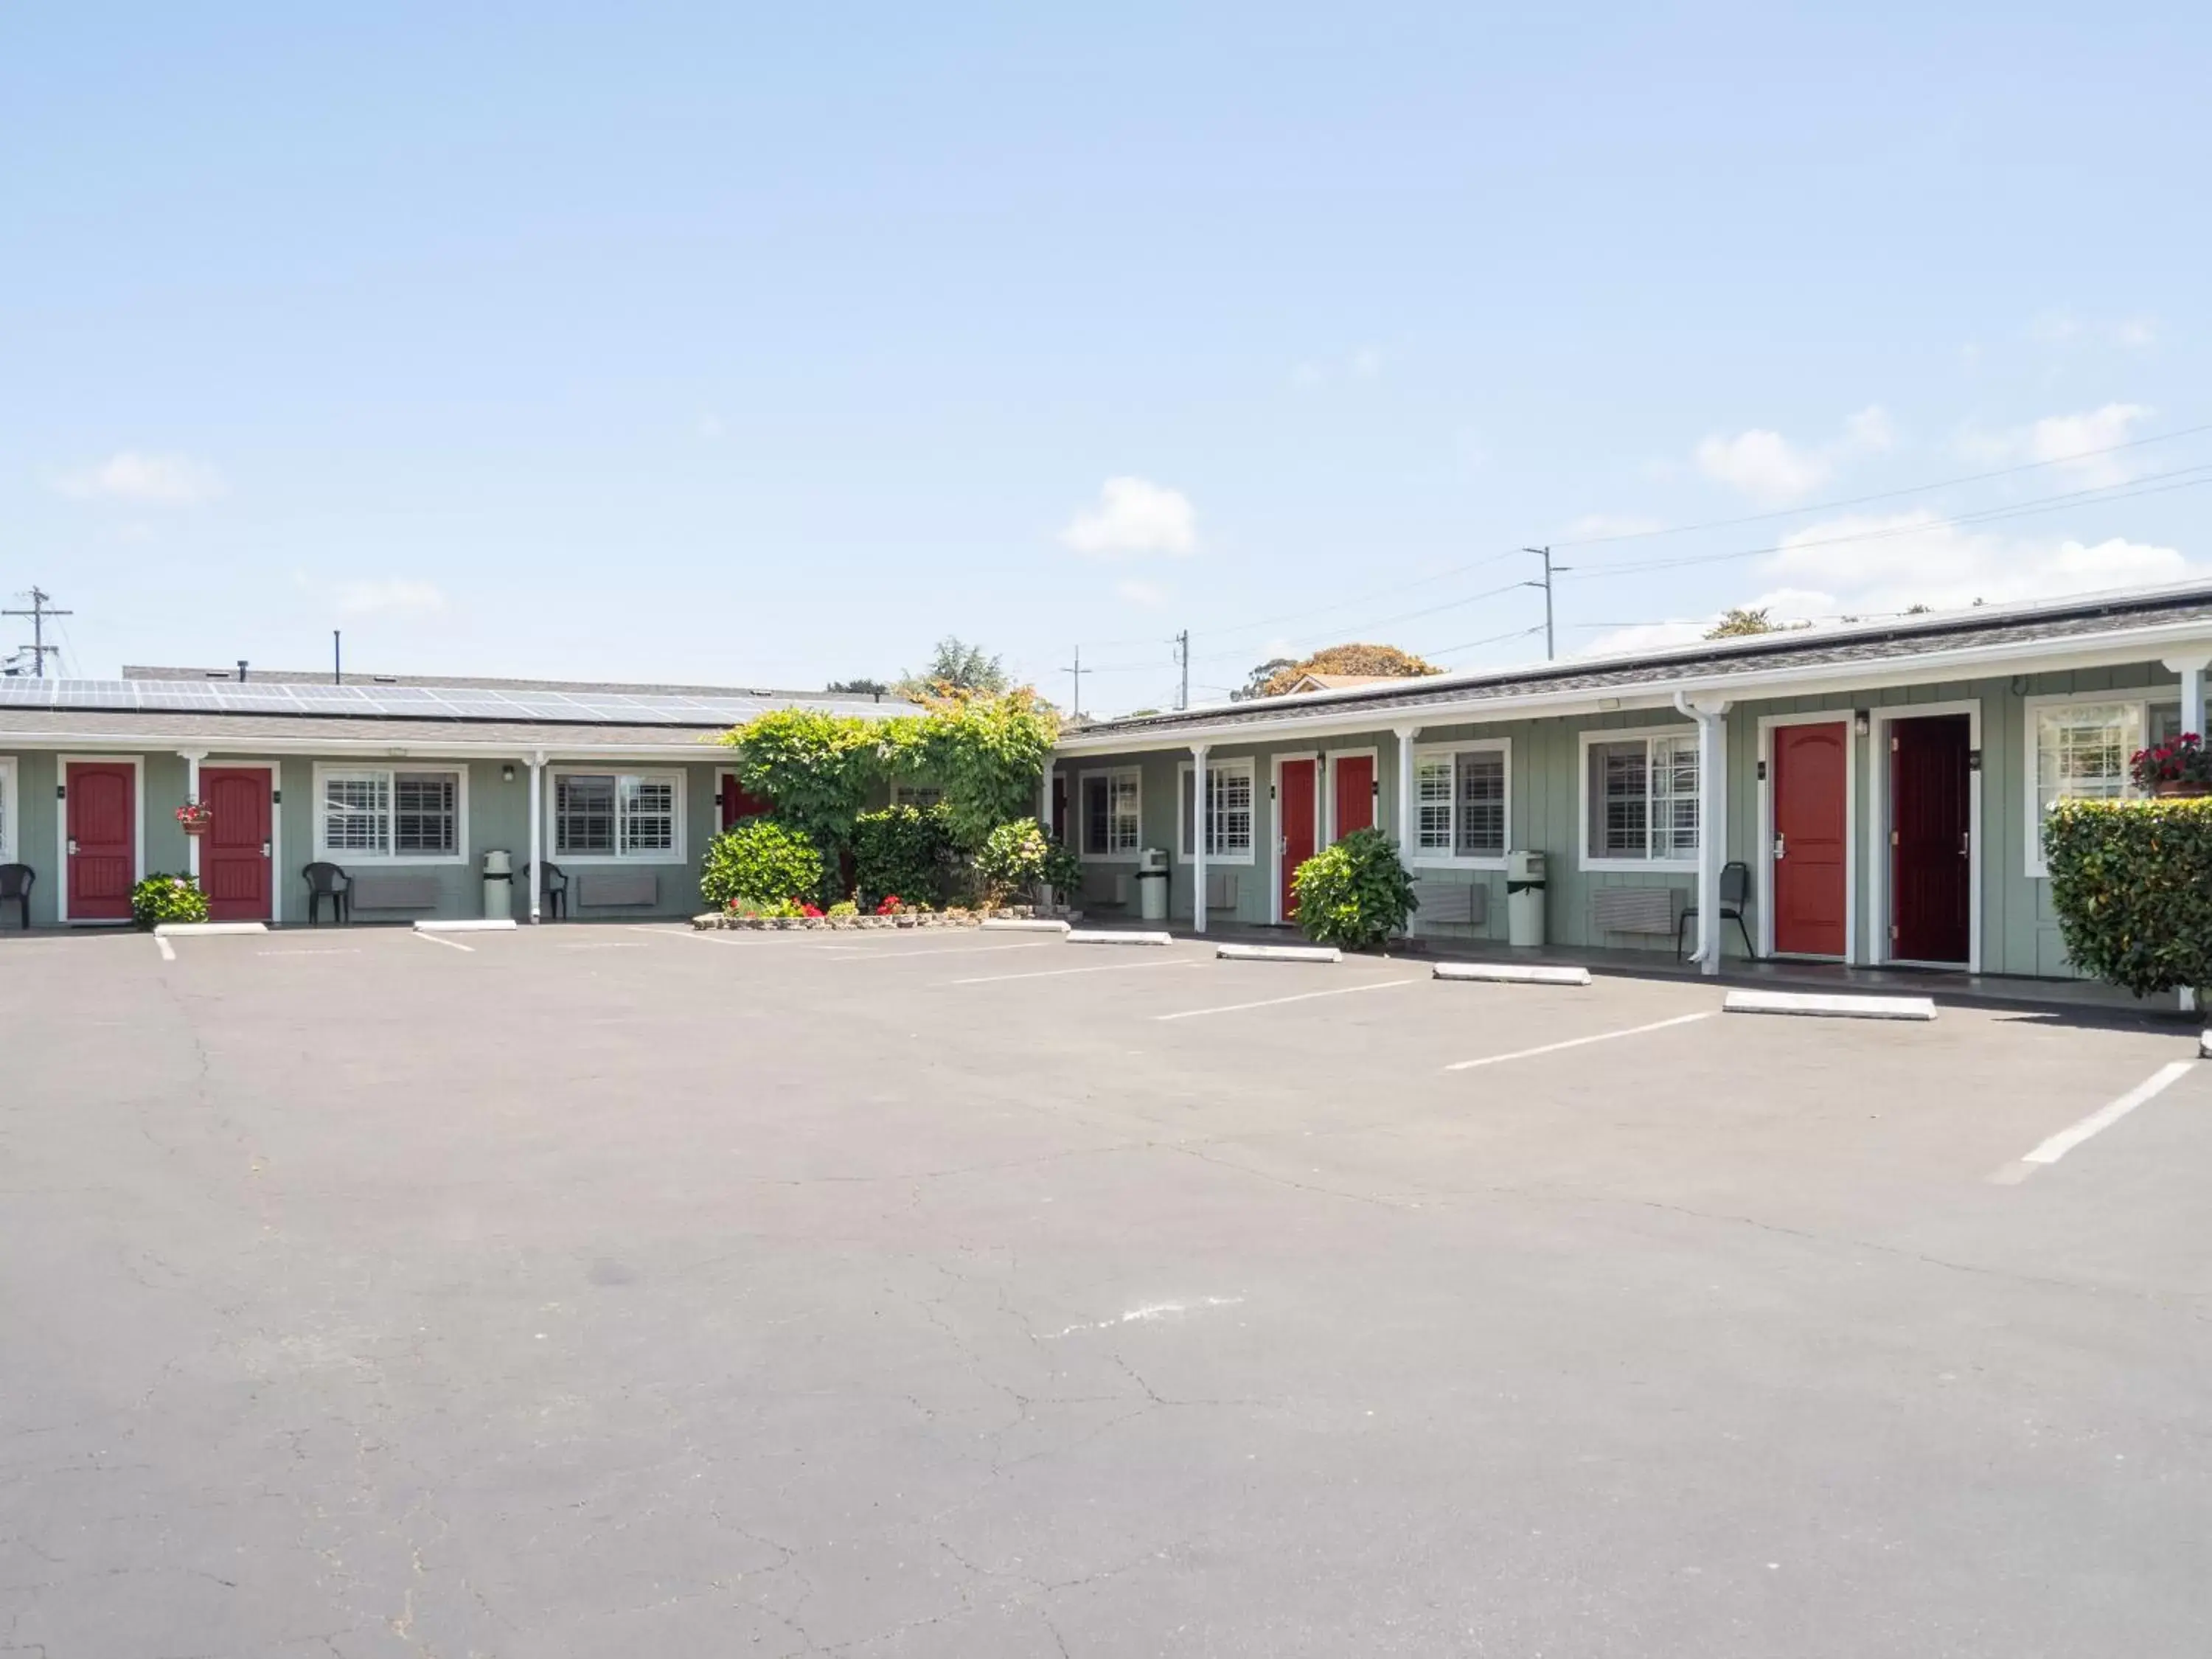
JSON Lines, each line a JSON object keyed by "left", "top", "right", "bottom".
{"left": 175, "top": 799, "right": 215, "bottom": 836}
{"left": 2130, "top": 733, "right": 2212, "bottom": 797}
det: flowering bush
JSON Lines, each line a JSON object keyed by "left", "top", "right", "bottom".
{"left": 131, "top": 874, "right": 209, "bottom": 930}
{"left": 798, "top": 901, "right": 824, "bottom": 918}
{"left": 725, "top": 895, "right": 804, "bottom": 919}
{"left": 2129, "top": 733, "right": 2212, "bottom": 790}
{"left": 173, "top": 800, "right": 214, "bottom": 830}
{"left": 874, "top": 894, "right": 902, "bottom": 916}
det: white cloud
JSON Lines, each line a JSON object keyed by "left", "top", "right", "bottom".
{"left": 1059, "top": 476, "right": 1199, "bottom": 558}
{"left": 340, "top": 580, "right": 448, "bottom": 617}
{"left": 1958, "top": 402, "right": 2154, "bottom": 488}
{"left": 55, "top": 451, "right": 225, "bottom": 506}
{"left": 1115, "top": 578, "right": 1169, "bottom": 609}
{"left": 1692, "top": 405, "right": 1895, "bottom": 507}
{"left": 2031, "top": 311, "right": 2157, "bottom": 351}
{"left": 1351, "top": 346, "right": 1382, "bottom": 379}
{"left": 1582, "top": 512, "right": 2196, "bottom": 656}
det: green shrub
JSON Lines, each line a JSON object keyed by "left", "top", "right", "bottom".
{"left": 720, "top": 709, "right": 880, "bottom": 855}
{"left": 852, "top": 804, "right": 956, "bottom": 908}
{"left": 1290, "top": 829, "right": 1416, "bottom": 950}
{"left": 131, "top": 874, "right": 209, "bottom": 930}
{"left": 2043, "top": 797, "right": 2212, "bottom": 997}
{"left": 880, "top": 688, "right": 1060, "bottom": 850}
{"left": 973, "top": 818, "right": 1062, "bottom": 904}
{"left": 827, "top": 899, "right": 859, "bottom": 919}
{"left": 700, "top": 818, "right": 826, "bottom": 911}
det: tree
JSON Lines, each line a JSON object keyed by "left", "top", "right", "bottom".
{"left": 1705, "top": 608, "right": 1778, "bottom": 639}
{"left": 1239, "top": 644, "right": 1441, "bottom": 700}
{"left": 897, "top": 636, "right": 1008, "bottom": 699}
{"left": 826, "top": 677, "right": 889, "bottom": 696}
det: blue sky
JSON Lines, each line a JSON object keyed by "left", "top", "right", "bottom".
{"left": 7, "top": 4, "right": 2207, "bottom": 713}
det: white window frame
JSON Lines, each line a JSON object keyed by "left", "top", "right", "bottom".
{"left": 1408, "top": 738, "right": 1512, "bottom": 869}
{"left": 1077, "top": 767, "right": 1143, "bottom": 863}
{"left": 547, "top": 767, "right": 688, "bottom": 865}
{"left": 1176, "top": 756, "right": 1258, "bottom": 866}
{"left": 312, "top": 763, "right": 469, "bottom": 864}
{"left": 891, "top": 781, "right": 943, "bottom": 809}
{"left": 0, "top": 757, "right": 15, "bottom": 865}
{"left": 2022, "top": 692, "right": 2183, "bottom": 877}
{"left": 1578, "top": 725, "right": 1701, "bottom": 873}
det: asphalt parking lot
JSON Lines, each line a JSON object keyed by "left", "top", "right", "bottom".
{"left": 4, "top": 925, "right": 2209, "bottom": 1658}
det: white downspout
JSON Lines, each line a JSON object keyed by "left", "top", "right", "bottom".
{"left": 1192, "top": 743, "right": 1209, "bottom": 935}
{"left": 1038, "top": 759, "right": 1054, "bottom": 833}
{"left": 181, "top": 751, "right": 206, "bottom": 883}
{"left": 1394, "top": 725, "right": 1419, "bottom": 936}
{"left": 1674, "top": 691, "right": 1730, "bottom": 975}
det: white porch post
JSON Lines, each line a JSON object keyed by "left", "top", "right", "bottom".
{"left": 2161, "top": 654, "right": 2209, "bottom": 1012}
{"left": 180, "top": 751, "right": 205, "bottom": 880}
{"left": 1675, "top": 693, "right": 1731, "bottom": 976}
{"left": 1039, "top": 759, "right": 1054, "bottom": 832}
{"left": 1394, "top": 726, "right": 1419, "bottom": 857}
{"left": 527, "top": 751, "right": 545, "bottom": 924}
{"left": 1192, "top": 743, "right": 1209, "bottom": 934}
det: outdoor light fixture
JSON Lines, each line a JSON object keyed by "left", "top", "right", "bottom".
{"left": 502, "top": 763, "right": 515, "bottom": 783}
{"left": 1854, "top": 710, "right": 1871, "bottom": 735}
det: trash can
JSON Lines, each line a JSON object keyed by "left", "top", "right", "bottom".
{"left": 1506, "top": 849, "right": 1547, "bottom": 948}
{"left": 482, "top": 849, "right": 514, "bottom": 922}
{"left": 1136, "top": 847, "right": 1170, "bottom": 922}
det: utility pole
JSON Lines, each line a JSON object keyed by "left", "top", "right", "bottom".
{"left": 333, "top": 630, "right": 343, "bottom": 685}
{"left": 1522, "top": 547, "right": 1568, "bottom": 661}
{"left": 1172, "top": 630, "right": 1189, "bottom": 711}
{"left": 1062, "top": 647, "right": 1089, "bottom": 718}
{"left": 2, "top": 587, "right": 73, "bottom": 678}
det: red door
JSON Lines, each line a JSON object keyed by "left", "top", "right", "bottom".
{"left": 720, "top": 776, "right": 772, "bottom": 830}
{"left": 1772, "top": 723, "right": 1848, "bottom": 956}
{"left": 1332, "top": 754, "right": 1375, "bottom": 840}
{"left": 65, "top": 762, "right": 136, "bottom": 921}
{"left": 1891, "top": 715, "right": 1971, "bottom": 963}
{"left": 1279, "top": 758, "right": 1318, "bottom": 919}
{"left": 201, "top": 768, "right": 273, "bottom": 922}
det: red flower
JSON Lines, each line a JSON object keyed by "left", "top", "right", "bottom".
{"left": 799, "top": 901, "right": 824, "bottom": 917}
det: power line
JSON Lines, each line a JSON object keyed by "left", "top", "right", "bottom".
{"left": 1552, "top": 417, "right": 2212, "bottom": 549}
{"left": 1062, "top": 647, "right": 1090, "bottom": 718}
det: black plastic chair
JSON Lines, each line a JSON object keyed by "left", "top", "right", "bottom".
{"left": 302, "top": 862, "right": 352, "bottom": 925}
{"left": 0, "top": 863, "right": 32, "bottom": 929}
{"left": 1677, "top": 859, "right": 1756, "bottom": 961}
{"left": 521, "top": 860, "right": 568, "bottom": 920}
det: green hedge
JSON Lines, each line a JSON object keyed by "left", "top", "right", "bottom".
{"left": 2043, "top": 797, "right": 2212, "bottom": 997}
{"left": 131, "top": 874, "right": 209, "bottom": 930}
{"left": 1290, "top": 828, "right": 1416, "bottom": 950}
{"left": 700, "top": 818, "right": 826, "bottom": 911}
{"left": 852, "top": 804, "right": 956, "bottom": 909}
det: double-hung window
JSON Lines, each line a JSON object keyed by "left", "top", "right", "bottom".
{"left": 1583, "top": 730, "right": 1700, "bottom": 867}
{"left": 318, "top": 766, "right": 464, "bottom": 860}
{"left": 1080, "top": 769, "right": 1141, "bottom": 859}
{"left": 1178, "top": 758, "right": 1256, "bottom": 864}
{"left": 554, "top": 771, "right": 684, "bottom": 861}
{"left": 1413, "top": 742, "right": 1509, "bottom": 864}
{"left": 2025, "top": 695, "right": 2183, "bottom": 874}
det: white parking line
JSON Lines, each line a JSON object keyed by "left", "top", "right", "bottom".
{"left": 953, "top": 959, "right": 1207, "bottom": 987}
{"left": 2010, "top": 1060, "right": 2194, "bottom": 1171}
{"left": 256, "top": 947, "right": 360, "bottom": 956}
{"left": 1154, "top": 978, "right": 1422, "bottom": 1022}
{"left": 834, "top": 942, "right": 1058, "bottom": 961}
{"left": 1443, "top": 1009, "right": 1717, "bottom": 1071}
{"left": 154, "top": 936, "right": 176, "bottom": 962}
{"left": 414, "top": 931, "right": 474, "bottom": 953}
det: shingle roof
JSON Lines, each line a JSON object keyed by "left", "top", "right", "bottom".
{"left": 0, "top": 708, "right": 729, "bottom": 751}
{"left": 1068, "top": 583, "right": 2212, "bottom": 742}
{"left": 122, "top": 664, "right": 906, "bottom": 705}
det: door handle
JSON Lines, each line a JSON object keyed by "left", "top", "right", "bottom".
{"left": 261, "top": 841, "right": 272, "bottom": 858}
{"left": 67, "top": 838, "right": 78, "bottom": 855}
{"left": 1773, "top": 832, "right": 1785, "bottom": 860}
{"left": 1959, "top": 832, "right": 1970, "bottom": 858}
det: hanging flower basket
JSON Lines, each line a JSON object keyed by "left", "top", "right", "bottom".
{"left": 2132, "top": 734, "right": 2212, "bottom": 796}
{"left": 175, "top": 801, "right": 215, "bottom": 836}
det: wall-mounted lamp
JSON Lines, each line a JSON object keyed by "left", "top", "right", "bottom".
{"left": 501, "top": 763, "right": 516, "bottom": 783}
{"left": 1854, "top": 709, "right": 1871, "bottom": 736}
{"left": 2009, "top": 675, "right": 2030, "bottom": 696}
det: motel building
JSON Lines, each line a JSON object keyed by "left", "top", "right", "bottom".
{"left": 1041, "top": 582, "right": 2212, "bottom": 987}
{"left": 0, "top": 668, "right": 909, "bottom": 929}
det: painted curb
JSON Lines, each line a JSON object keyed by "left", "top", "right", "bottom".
{"left": 152, "top": 922, "right": 269, "bottom": 937}
{"left": 981, "top": 919, "right": 1073, "bottom": 933}
{"left": 1433, "top": 961, "right": 1592, "bottom": 987}
{"left": 414, "top": 919, "right": 521, "bottom": 933}
{"left": 1066, "top": 930, "right": 1173, "bottom": 947}
{"left": 1216, "top": 944, "right": 1341, "bottom": 964}
{"left": 1724, "top": 989, "right": 1936, "bottom": 1021}
{"left": 2200, "top": 1030, "right": 2211, "bottom": 1061}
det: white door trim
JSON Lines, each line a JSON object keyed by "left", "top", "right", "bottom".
{"left": 56, "top": 753, "right": 147, "bottom": 926}
{"left": 1756, "top": 712, "right": 1857, "bottom": 964}
{"left": 1866, "top": 700, "right": 1982, "bottom": 973}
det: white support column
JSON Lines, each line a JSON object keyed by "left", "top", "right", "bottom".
{"left": 180, "top": 751, "right": 206, "bottom": 880}
{"left": 1675, "top": 693, "right": 1731, "bottom": 976}
{"left": 1192, "top": 743, "right": 1209, "bottom": 934}
{"left": 1039, "top": 759, "right": 1054, "bottom": 833}
{"left": 2161, "top": 654, "right": 2209, "bottom": 1012}
{"left": 1394, "top": 726, "right": 1419, "bottom": 858}
{"left": 527, "top": 751, "right": 545, "bottom": 924}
